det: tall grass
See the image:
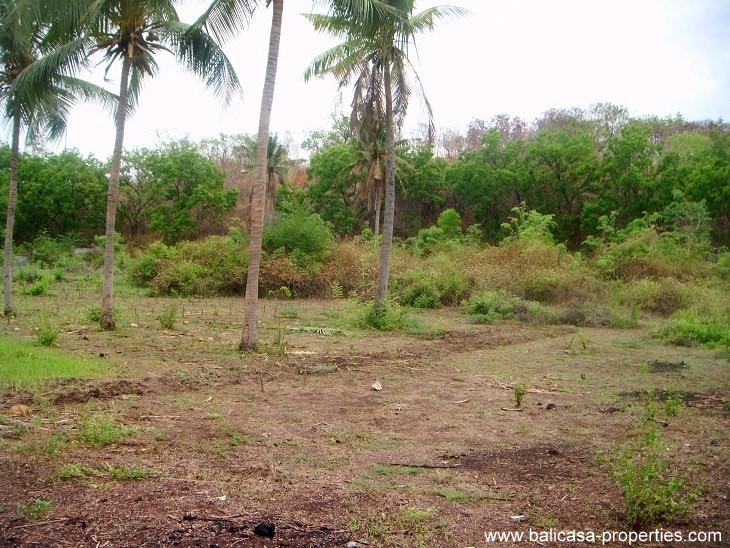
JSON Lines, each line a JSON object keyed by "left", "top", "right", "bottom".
{"left": 0, "top": 336, "right": 109, "bottom": 390}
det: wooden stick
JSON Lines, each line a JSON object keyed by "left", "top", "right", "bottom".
{"left": 383, "top": 462, "right": 461, "bottom": 469}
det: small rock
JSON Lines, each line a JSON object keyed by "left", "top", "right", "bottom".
{"left": 546, "top": 402, "right": 557, "bottom": 410}
{"left": 254, "top": 521, "right": 275, "bottom": 538}
{"left": 371, "top": 381, "right": 382, "bottom": 391}
{"left": 510, "top": 515, "right": 526, "bottom": 523}
{"left": 9, "top": 404, "right": 29, "bottom": 417}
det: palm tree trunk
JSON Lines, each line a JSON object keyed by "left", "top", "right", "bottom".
{"left": 3, "top": 114, "right": 21, "bottom": 316}
{"left": 373, "top": 180, "right": 382, "bottom": 236}
{"left": 240, "top": 0, "right": 283, "bottom": 350}
{"left": 100, "top": 55, "right": 132, "bottom": 331}
{"left": 374, "top": 62, "right": 395, "bottom": 309}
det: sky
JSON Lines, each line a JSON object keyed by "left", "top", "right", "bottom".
{"left": 17, "top": 0, "right": 730, "bottom": 160}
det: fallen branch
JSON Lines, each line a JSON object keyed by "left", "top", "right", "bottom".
{"left": 382, "top": 462, "right": 461, "bottom": 469}
{"left": 11, "top": 518, "right": 70, "bottom": 529}
{"left": 182, "top": 513, "right": 248, "bottom": 522}
{"left": 451, "top": 399, "right": 470, "bottom": 404}
{"left": 500, "top": 407, "right": 524, "bottom": 412}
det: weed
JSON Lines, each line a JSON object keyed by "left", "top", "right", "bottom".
{"left": 77, "top": 413, "right": 136, "bottom": 446}
{"left": 611, "top": 397, "right": 699, "bottom": 528}
{"left": 435, "top": 487, "right": 471, "bottom": 502}
{"left": 331, "top": 281, "right": 344, "bottom": 299}
{"left": 663, "top": 391, "right": 684, "bottom": 417}
{"left": 36, "top": 323, "right": 59, "bottom": 347}
{"left": 157, "top": 305, "right": 177, "bottom": 330}
{"left": 15, "top": 499, "right": 52, "bottom": 520}
{"left": 205, "top": 411, "right": 223, "bottom": 420}
{"left": 278, "top": 306, "right": 300, "bottom": 319}
{"left": 22, "top": 278, "right": 51, "bottom": 296}
{"left": 465, "top": 290, "right": 519, "bottom": 324}
{"left": 104, "top": 464, "right": 158, "bottom": 480}
{"left": 513, "top": 383, "right": 527, "bottom": 408}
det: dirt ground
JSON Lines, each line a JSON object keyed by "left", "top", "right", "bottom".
{"left": 1, "top": 295, "right": 728, "bottom": 547}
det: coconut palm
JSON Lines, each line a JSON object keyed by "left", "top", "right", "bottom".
{"left": 242, "top": 133, "right": 289, "bottom": 222}
{"left": 53, "top": 0, "right": 243, "bottom": 330}
{"left": 1, "top": 0, "right": 111, "bottom": 316}
{"left": 196, "top": 0, "right": 284, "bottom": 349}
{"left": 305, "top": 0, "right": 463, "bottom": 309}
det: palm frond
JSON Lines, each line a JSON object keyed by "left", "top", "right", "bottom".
{"left": 166, "top": 20, "right": 242, "bottom": 106}
{"left": 190, "top": 0, "right": 257, "bottom": 45}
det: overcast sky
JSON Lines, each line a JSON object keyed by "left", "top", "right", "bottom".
{"left": 19, "top": 0, "right": 730, "bottom": 160}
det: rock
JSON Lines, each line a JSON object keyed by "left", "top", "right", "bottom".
{"left": 254, "top": 521, "right": 275, "bottom": 538}
{"left": 9, "top": 404, "right": 29, "bottom": 417}
{"left": 546, "top": 402, "right": 557, "bottom": 410}
{"left": 371, "top": 381, "right": 382, "bottom": 391}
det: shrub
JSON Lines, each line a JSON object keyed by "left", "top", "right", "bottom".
{"left": 661, "top": 310, "right": 730, "bottom": 348}
{"left": 16, "top": 266, "right": 42, "bottom": 284}
{"left": 465, "top": 290, "right": 520, "bottom": 324}
{"left": 127, "top": 241, "right": 171, "bottom": 285}
{"left": 132, "top": 236, "right": 248, "bottom": 296}
{"left": 36, "top": 323, "right": 59, "bottom": 347}
{"left": 24, "top": 233, "right": 76, "bottom": 265}
{"left": 263, "top": 208, "right": 333, "bottom": 267}
{"left": 393, "top": 263, "right": 467, "bottom": 308}
{"left": 612, "top": 397, "right": 698, "bottom": 528}
{"left": 22, "top": 278, "right": 51, "bottom": 296}
{"left": 619, "top": 279, "right": 689, "bottom": 316}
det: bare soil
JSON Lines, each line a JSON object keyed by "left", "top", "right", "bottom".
{"left": 1, "top": 295, "right": 728, "bottom": 547}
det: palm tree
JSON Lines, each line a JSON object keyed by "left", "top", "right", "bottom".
{"left": 190, "top": 0, "right": 283, "bottom": 349}
{"left": 242, "top": 133, "right": 289, "bottom": 223}
{"left": 55, "top": 0, "right": 243, "bottom": 330}
{"left": 305, "top": 0, "right": 463, "bottom": 309}
{"left": 241, "top": 0, "right": 283, "bottom": 349}
{"left": 351, "top": 117, "right": 387, "bottom": 234}
{"left": 1, "top": 0, "right": 110, "bottom": 316}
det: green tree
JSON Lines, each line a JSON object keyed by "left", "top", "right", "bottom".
{"left": 7, "top": 149, "right": 107, "bottom": 241}
{"left": 306, "top": 142, "right": 361, "bottom": 234}
{"left": 241, "top": 133, "right": 289, "bottom": 222}
{"left": 305, "top": 0, "right": 463, "bottom": 309}
{"left": 119, "top": 142, "right": 236, "bottom": 243}
{"left": 56, "top": 0, "right": 242, "bottom": 330}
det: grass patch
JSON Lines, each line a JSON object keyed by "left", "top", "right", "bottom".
{"left": 77, "top": 413, "right": 136, "bottom": 446}
{"left": 58, "top": 463, "right": 159, "bottom": 481}
{"left": 0, "top": 336, "right": 109, "bottom": 390}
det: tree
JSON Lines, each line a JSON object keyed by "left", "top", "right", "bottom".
{"left": 1, "top": 0, "right": 109, "bottom": 315}
{"left": 241, "top": 133, "right": 289, "bottom": 223}
{"left": 119, "top": 141, "right": 236, "bottom": 243}
{"left": 55, "top": 0, "right": 242, "bottom": 330}
{"left": 3, "top": 149, "right": 107, "bottom": 242}
{"left": 191, "top": 0, "right": 283, "bottom": 348}
{"left": 305, "top": 0, "right": 463, "bottom": 310}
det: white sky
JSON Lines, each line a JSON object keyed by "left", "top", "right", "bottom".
{"left": 20, "top": 0, "right": 730, "bottom": 160}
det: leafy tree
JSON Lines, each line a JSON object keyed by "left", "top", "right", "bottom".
{"left": 5, "top": 149, "right": 107, "bottom": 242}
{"left": 56, "top": 0, "right": 242, "bottom": 330}
{"left": 119, "top": 142, "right": 236, "bottom": 243}
{"left": 306, "top": 142, "right": 361, "bottom": 234}
{"left": 305, "top": 0, "right": 464, "bottom": 310}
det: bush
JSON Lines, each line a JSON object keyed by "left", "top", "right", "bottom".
{"left": 393, "top": 263, "right": 467, "bottom": 308}
{"left": 36, "top": 323, "right": 59, "bottom": 347}
{"left": 24, "top": 233, "right": 76, "bottom": 265}
{"left": 263, "top": 209, "right": 333, "bottom": 267}
{"left": 661, "top": 310, "right": 730, "bottom": 348}
{"left": 619, "top": 279, "right": 690, "bottom": 316}
{"left": 465, "top": 290, "right": 520, "bottom": 323}
{"left": 130, "top": 236, "right": 248, "bottom": 296}
{"left": 612, "top": 397, "right": 698, "bottom": 528}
